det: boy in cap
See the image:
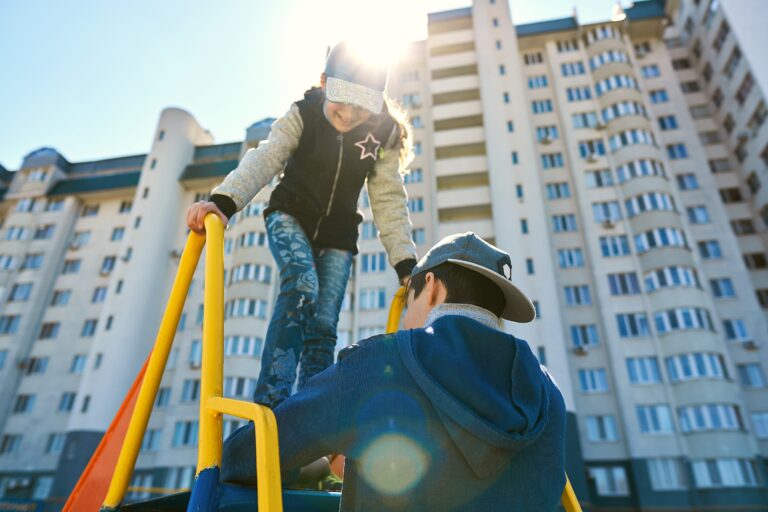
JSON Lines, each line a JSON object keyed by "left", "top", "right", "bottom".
{"left": 223, "top": 232, "right": 567, "bottom": 511}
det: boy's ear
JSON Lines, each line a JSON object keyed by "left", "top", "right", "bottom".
{"left": 319, "top": 73, "right": 327, "bottom": 90}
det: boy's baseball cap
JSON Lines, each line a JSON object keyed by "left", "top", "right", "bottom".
{"left": 324, "top": 41, "right": 388, "bottom": 114}
{"left": 410, "top": 232, "right": 536, "bottom": 323}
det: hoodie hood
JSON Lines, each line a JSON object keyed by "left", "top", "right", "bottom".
{"left": 397, "top": 315, "right": 550, "bottom": 478}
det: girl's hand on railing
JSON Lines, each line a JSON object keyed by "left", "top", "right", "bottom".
{"left": 187, "top": 201, "right": 228, "bottom": 234}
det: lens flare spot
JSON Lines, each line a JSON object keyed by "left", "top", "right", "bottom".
{"left": 359, "top": 433, "right": 427, "bottom": 495}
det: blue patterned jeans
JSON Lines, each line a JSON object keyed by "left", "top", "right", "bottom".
{"left": 253, "top": 211, "right": 353, "bottom": 408}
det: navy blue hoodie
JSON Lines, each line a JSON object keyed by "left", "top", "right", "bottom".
{"left": 222, "top": 314, "right": 566, "bottom": 511}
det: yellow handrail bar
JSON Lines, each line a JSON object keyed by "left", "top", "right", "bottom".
{"left": 101, "top": 231, "right": 205, "bottom": 509}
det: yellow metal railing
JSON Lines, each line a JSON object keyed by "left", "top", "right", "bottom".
{"left": 102, "top": 215, "right": 282, "bottom": 511}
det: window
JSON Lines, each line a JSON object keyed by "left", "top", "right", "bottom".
{"left": 14, "top": 253, "right": 38, "bottom": 272}
{"left": 229, "top": 263, "right": 272, "bottom": 284}
{"left": 26, "top": 357, "right": 48, "bottom": 375}
{"left": 520, "top": 219, "right": 528, "bottom": 234}
{"left": 523, "top": 52, "right": 542, "bottom": 65}
{"left": 119, "top": 200, "right": 132, "bottom": 213}
{"left": 698, "top": 240, "right": 722, "bottom": 259}
{"left": 45, "top": 198, "right": 64, "bottom": 211}
{"left": 625, "top": 192, "right": 676, "bottom": 217}
{"left": 589, "top": 50, "right": 629, "bottom": 70}
{"left": 578, "top": 139, "right": 605, "bottom": 158}
{"left": 710, "top": 278, "right": 735, "bottom": 298}
{"left": 503, "top": 92, "right": 510, "bottom": 104}
{"left": 224, "top": 298, "right": 268, "bottom": 319}
{"left": 648, "top": 459, "right": 686, "bottom": 490}
{"left": 558, "top": 248, "right": 584, "bottom": 268}
{"left": 737, "top": 364, "right": 766, "bottom": 388}
{"left": 572, "top": 112, "right": 598, "bottom": 129}
{"left": 586, "top": 25, "right": 620, "bottom": 43}
{"left": 609, "top": 129, "right": 656, "bottom": 152}
{"left": 0, "top": 434, "right": 22, "bottom": 455}
{"left": 634, "top": 227, "right": 688, "bottom": 254}
{"left": 666, "top": 353, "right": 727, "bottom": 382}
{"left": 515, "top": 184, "right": 524, "bottom": 199}
{"left": 411, "top": 228, "right": 425, "bottom": 245}
{"left": 38, "top": 322, "right": 60, "bottom": 340}
{"left": 50, "top": 289, "right": 71, "bottom": 306}
{"left": 616, "top": 313, "right": 650, "bottom": 338}
{"left": 641, "top": 64, "right": 660, "bottom": 78}
{"left": 645, "top": 266, "right": 699, "bottom": 292}
{"left": 45, "top": 433, "right": 66, "bottom": 455}
{"left": 676, "top": 174, "right": 699, "bottom": 190}
{"left": 600, "top": 235, "right": 630, "bottom": 257}
{"left": 595, "top": 75, "right": 638, "bottom": 96}
{"left": 719, "top": 187, "right": 743, "bottom": 203}
{"left": 752, "top": 412, "right": 768, "bottom": 439}
{"left": 626, "top": 357, "right": 661, "bottom": 384}
{"left": 91, "top": 286, "right": 108, "bottom": 303}
{"left": 585, "top": 169, "right": 613, "bottom": 188}
{"left": 654, "top": 307, "right": 714, "bottom": 334}
{"left": 8, "top": 283, "right": 32, "bottom": 302}
{"left": 224, "top": 377, "right": 258, "bottom": 399}
{"left": 637, "top": 404, "right": 674, "bottom": 434}
{"left": 101, "top": 256, "right": 116, "bottom": 274}
{"left": 545, "top": 182, "right": 570, "bottom": 200}
{"left": 608, "top": 273, "right": 640, "bottom": 295}
{"left": 507, "top": 121, "right": 514, "bottom": 133}
{"left": 571, "top": 324, "right": 599, "bottom": 348}
{"left": 0, "top": 254, "right": 15, "bottom": 270}
{"left": 578, "top": 368, "right": 608, "bottom": 393}
{"left": 690, "top": 104, "right": 712, "bottom": 119}
{"left": 671, "top": 58, "right": 691, "bottom": 70}
{"left": 33, "top": 224, "right": 55, "bottom": 240}
{"left": 527, "top": 75, "right": 548, "bottom": 89}
{"left": 744, "top": 253, "right": 768, "bottom": 269}
{"left": 649, "top": 89, "right": 669, "bottom": 103}
{"left": 181, "top": 379, "right": 200, "bottom": 402}
{"left": 658, "top": 115, "right": 678, "bottom": 130}
{"left": 360, "top": 288, "right": 386, "bottom": 310}
{"left": 62, "top": 259, "right": 81, "bottom": 274}
{"left": 601, "top": 101, "right": 646, "bottom": 123}
{"left": 679, "top": 404, "right": 742, "bottom": 433}
{"left": 586, "top": 415, "right": 618, "bottom": 442}
{"left": 15, "top": 198, "right": 36, "bottom": 213}
{"left": 141, "top": 429, "right": 162, "bottom": 453}
{"left": 54, "top": 393, "right": 76, "bottom": 415}
{"left": 556, "top": 39, "right": 579, "bottom": 52}
{"left": 731, "top": 219, "right": 756, "bottom": 235}
{"left": 401, "top": 93, "right": 420, "bottom": 108}
{"left": 590, "top": 466, "right": 629, "bottom": 496}
{"left": 111, "top": 227, "right": 125, "bottom": 242}
{"left": 0, "top": 315, "right": 20, "bottom": 335}
{"left": 552, "top": 214, "right": 577, "bottom": 232}
{"left": 531, "top": 100, "right": 553, "bottom": 113}
{"left": 81, "top": 204, "right": 99, "bottom": 217}
{"left": 81, "top": 319, "right": 98, "bottom": 337}
{"left": 592, "top": 201, "right": 622, "bottom": 223}
{"left": 155, "top": 387, "right": 171, "bottom": 408}
{"left": 541, "top": 153, "right": 564, "bottom": 169}
{"left": 566, "top": 86, "right": 592, "bottom": 102}
{"left": 69, "top": 355, "right": 87, "bottom": 374}
{"left": 692, "top": 458, "right": 759, "bottom": 488}
{"left": 172, "top": 421, "right": 199, "bottom": 448}
{"left": 361, "top": 253, "right": 386, "bottom": 273}
{"left": 680, "top": 81, "right": 701, "bottom": 93}
{"left": 403, "top": 168, "right": 422, "bottom": 184}
{"left": 4, "top": 226, "right": 27, "bottom": 241}
{"left": 561, "top": 61, "right": 585, "bottom": 76}
{"left": 687, "top": 206, "right": 710, "bottom": 224}
{"left": 564, "top": 285, "right": 591, "bottom": 306}
{"left": 12, "top": 394, "right": 35, "bottom": 414}
{"left": 511, "top": 151, "right": 519, "bottom": 164}
{"left": 536, "top": 126, "right": 559, "bottom": 141}
{"left": 735, "top": 72, "right": 754, "bottom": 106}
{"left": 407, "top": 197, "right": 424, "bottom": 212}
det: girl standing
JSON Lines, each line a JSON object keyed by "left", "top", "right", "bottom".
{"left": 187, "top": 41, "right": 417, "bottom": 407}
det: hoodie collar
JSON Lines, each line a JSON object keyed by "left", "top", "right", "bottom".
{"left": 426, "top": 303, "right": 502, "bottom": 331}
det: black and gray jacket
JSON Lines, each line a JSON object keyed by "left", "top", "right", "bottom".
{"left": 211, "top": 88, "right": 417, "bottom": 280}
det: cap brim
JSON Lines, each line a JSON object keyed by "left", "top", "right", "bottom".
{"left": 447, "top": 259, "right": 536, "bottom": 323}
{"left": 325, "top": 76, "right": 383, "bottom": 114}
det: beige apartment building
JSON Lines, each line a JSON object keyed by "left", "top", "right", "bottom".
{"left": 0, "top": 0, "right": 766, "bottom": 510}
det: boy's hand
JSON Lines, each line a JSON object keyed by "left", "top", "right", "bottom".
{"left": 187, "top": 201, "right": 228, "bottom": 234}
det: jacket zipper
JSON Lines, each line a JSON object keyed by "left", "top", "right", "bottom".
{"left": 313, "top": 134, "right": 344, "bottom": 241}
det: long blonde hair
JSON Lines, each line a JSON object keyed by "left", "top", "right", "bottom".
{"left": 384, "top": 95, "right": 415, "bottom": 173}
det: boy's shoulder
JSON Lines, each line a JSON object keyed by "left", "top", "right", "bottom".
{"left": 338, "top": 332, "right": 398, "bottom": 362}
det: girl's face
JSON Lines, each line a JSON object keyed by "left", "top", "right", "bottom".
{"left": 323, "top": 100, "right": 372, "bottom": 133}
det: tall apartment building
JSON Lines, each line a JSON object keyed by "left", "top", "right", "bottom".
{"left": 0, "top": 0, "right": 766, "bottom": 510}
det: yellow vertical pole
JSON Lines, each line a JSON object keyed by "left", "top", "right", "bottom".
{"left": 101, "top": 231, "right": 205, "bottom": 509}
{"left": 197, "top": 214, "right": 225, "bottom": 473}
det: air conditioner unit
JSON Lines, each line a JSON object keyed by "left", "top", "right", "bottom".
{"left": 602, "top": 219, "right": 616, "bottom": 229}
{"left": 189, "top": 360, "right": 201, "bottom": 369}
{"left": 99, "top": 270, "right": 111, "bottom": 277}
{"left": 595, "top": 121, "right": 607, "bottom": 130}
{"left": 636, "top": 49, "right": 647, "bottom": 59}
{"left": 737, "top": 131, "right": 750, "bottom": 141}
{"left": 586, "top": 152, "right": 599, "bottom": 163}
{"left": 572, "top": 345, "right": 589, "bottom": 356}
{"left": 15, "top": 358, "right": 27, "bottom": 370}
{"left": 170, "top": 249, "right": 182, "bottom": 259}
{"left": 541, "top": 135, "right": 553, "bottom": 145}
{"left": 69, "top": 242, "right": 81, "bottom": 251}
{"left": 741, "top": 339, "right": 759, "bottom": 350}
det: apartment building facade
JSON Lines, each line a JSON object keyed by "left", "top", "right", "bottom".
{"left": 0, "top": 0, "right": 766, "bottom": 510}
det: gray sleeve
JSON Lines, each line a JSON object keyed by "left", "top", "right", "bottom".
{"left": 211, "top": 103, "right": 303, "bottom": 211}
{"left": 367, "top": 127, "right": 418, "bottom": 268}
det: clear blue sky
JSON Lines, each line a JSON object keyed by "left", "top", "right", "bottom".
{"left": 0, "top": 0, "right": 625, "bottom": 169}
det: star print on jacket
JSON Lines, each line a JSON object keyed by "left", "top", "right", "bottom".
{"left": 354, "top": 133, "right": 381, "bottom": 161}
